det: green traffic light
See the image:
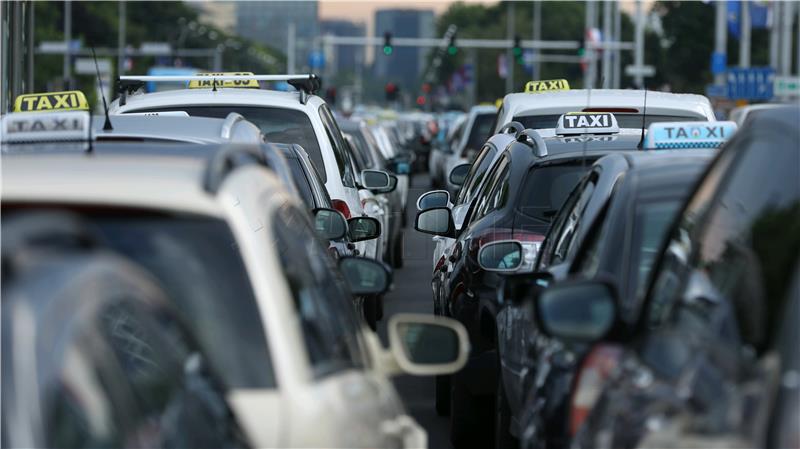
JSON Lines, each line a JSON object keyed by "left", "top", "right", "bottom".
{"left": 383, "top": 46, "right": 393, "bottom": 56}
{"left": 513, "top": 47, "right": 522, "bottom": 57}
{"left": 447, "top": 46, "right": 458, "bottom": 56}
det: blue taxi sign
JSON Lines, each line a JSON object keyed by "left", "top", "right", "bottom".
{"left": 644, "top": 121, "right": 738, "bottom": 150}
{"left": 555, "top": 112, "right": 619, "bottom": 136}
{"left": 1, "top": 111, "right": 92, "bottom": 143}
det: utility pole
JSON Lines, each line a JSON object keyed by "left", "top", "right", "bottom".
{"left": 633, "top": 0, "right": 645, "bottom": 88}
{"left": 584, "top": 0, "right": 598, "bottom": 88}
{"left": 602, "top": 0, "right": 612, "bottom": 87}
{"left": 714, "top": 0, "right": 727, "bottom": 86}
{"left": 532, "top": 0, "right": 542, "bottom": 80}
{"left": 506, "top": 1, "right": 515, "bottom": 93}
{"left": 770, "top": 1, "right": 780, "bottom": 69}
{"left": 780, "top": 1, "right": 793, "bottom": 75}
{"left": 740, "top": 0, "right": 751, "bottom": 67}
{"left": 63, "top": 0, "right": 71, "bottom": 87}
{"left": 27, "top": 1, "right": 34, "bottom": 90}
{"left": 118, "top": 1, "right": 126, "bottom": 76}
{"left": 287, "top": 21, "right": 296, "bottom": 74}
{"left": 613, "top": 0, "right": 621, "bottom": 88}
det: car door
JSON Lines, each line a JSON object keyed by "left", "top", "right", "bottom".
{"left": 271, "top": 205, "right": 407, "bottom": 448}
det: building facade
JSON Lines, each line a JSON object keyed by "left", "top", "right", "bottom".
{"left": 236, "top": 1, "right": 319, "bottom": 71}
{"left": 320, "top": 19, "right": 365, "bottom": 77}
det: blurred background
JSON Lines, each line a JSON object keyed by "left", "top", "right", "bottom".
{"left": 2, "top": 0, "right": 799, "bottom": 113}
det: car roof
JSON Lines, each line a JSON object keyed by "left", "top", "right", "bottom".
{"left": 1, "top": 148, "right": 285, "bottom": 217}
{"left": 744, "top": 104, "right": 800, "bottom": 130}
{"left": 502, "top": 89, "right": 714, "bottom": 120}
{"left": 93, "top": 114, "right": 263, "bottom": 144}
{"left": 109, "top": 88, "right": 323, "bottom": 113}
{"left": 469, "top": 105, "right": 498, "bottom": 115}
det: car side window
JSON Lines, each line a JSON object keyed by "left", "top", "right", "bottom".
{"left": 550, "top": 173, "right": 598, "bottom": 266}
{"left": 472, "top": 156, "right": 509, "bottom": 222}
{"left": 457, "top": 144, "right": 497, "bottom": 205}
{"left": 272, "top": 205, "right": 366, "bottom": 376}
{"left": 538, "top": 176, "right": 586, "bottom": 270}
{"left": 318, "top": 105, "right": 356, "bottom": 188}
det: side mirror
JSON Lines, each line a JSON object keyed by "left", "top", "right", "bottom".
{"left": 414, "top": 207, "right": 455, "bottom": 237}
{"left": 361, "top": 169, "right": 391, "bottom": 191}
{"left": 348, "top": 216, "right": 381, "bottom": 242}
{"left": 313, "top": 208, "right": 347, "bottom": 241}
{"left": 477, "top": 240, "right": 522, "bottom": 272}
{"left": 339, "top": 256, "right": 392, "bottom": 295}
{"left": 449, "top": 163, "right": 470, "bottom": 187}
{"left": 534, "top": 278, "right": 619, "bottom": 343}
{"left": 416, "top": 190, "right": 451, "bottom": 211}
{"left": 388, "top": 313, "right": 469, "bottom": 375}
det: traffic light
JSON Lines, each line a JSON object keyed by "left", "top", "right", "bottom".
{"left": 383, "top": 32, "right": 393, "bottom": 56}
{"left": 385, "top": 82, "right": 399, "bottom": 101}
{"left": 447, "top": 34, "right": 458, "bottom": 56}
{"left": 513, "top": 35, "right": 523, "bottom": 64}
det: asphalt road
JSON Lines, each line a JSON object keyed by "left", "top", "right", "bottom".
{"left": 377, "top": 173, "right": 452, "bottom": 449}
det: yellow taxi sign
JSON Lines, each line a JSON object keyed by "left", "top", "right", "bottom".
{"left": 188, "top": 72, "right": 259, "bottom": 89}
{"left": 13, "top": 91, "right": 90, "bottom": 113}
{"left": 524, "top": 79, "right": 570, "bottom": 94}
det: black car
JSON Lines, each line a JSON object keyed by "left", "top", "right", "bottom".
{"left": 415, "top": 118, "right": 641, "bottom": 448}
{"left": 532, "top": 106, "right": 800, "bottom": 448}
{"left": 1, "top": 211, "right": 246, "bottom": 449}
{"left": 501, "top": 151, "right": 714, "bottom": 449}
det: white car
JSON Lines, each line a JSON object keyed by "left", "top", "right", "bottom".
{"left": 109, "top": 73, "right": 372, "bottom": 255}
{"left": 442, "top": 105, "right": 498, "bottom": 195}
{"left": 2, "top": 114, "right": 470, "bottom": 448}
{"left": 493, "top": 88, "right": 715, "bottom": 134}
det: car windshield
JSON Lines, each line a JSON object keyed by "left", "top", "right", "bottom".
{"left": 89, "top": 212, "right": 274, "bottom": 390}
{"left": 518, "top": 163, "right": 589, "bottom": 222}
{"left": 463, "top": 113, "right": 496, "bottom": 155}
{"left": 513, "top": 113, "right": 705, "bottom": 130}
{"left": 133, "top": 105, "right": 326, "bottom": 183}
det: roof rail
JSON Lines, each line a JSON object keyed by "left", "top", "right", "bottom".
{"left": 499, "top": 121, "right": 525, "bottom": 138}
{"left": 516, "top": 129, "right": 548, "bottom": 157}
{"left": 220, "top": 112, "right": 246, "bottom": 140}
{"left": 116, "top": 74, "right": 322, "bottom": 106}
{"left": 203, "top": 145, "right": 269, "bottom": 194}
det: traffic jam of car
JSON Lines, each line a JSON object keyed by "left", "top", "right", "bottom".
{"left": 1, "top": 71, "right": 798, "bottom": 449}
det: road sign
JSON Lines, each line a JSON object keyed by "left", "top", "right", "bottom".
{"left": 39, "top": 40, "right": 81, "bottom": 54}
{"left": 625, "top": 64, "right": 655, "bottom": 77}
{"left": 75, "top": 58, "right": 112, "bottom": 75}
{"left": 139, "top": 42, "right": 172, "bottom": 55}
{"left": 308, "top": 51, "right": 325, "bottom": 69}
{"left": 726, "top": 67, "right": 775, "bottom": 100}
{"left": 711, "top": 52, "right": 727, "bottom": 75}
{"left": 774, "top": 76, "right": 800, "bottom": 97}
{"left": 705, "top": 84, "right": 727, "bottom": 98}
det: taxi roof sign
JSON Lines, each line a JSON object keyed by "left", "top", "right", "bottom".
{"left": 188, "top": 72, "right": 260, "bottom": 89}
{"left": 644, "top": 121, "right": 738, "bottom": 150}
{"left": 555, "top": 112, "right": 619, "bottom": 136}
{"left": 524, "top": 79, "right": 570, "bottom": 94}
{"left": 13, "top": 90, "right": 90, "bottom": 113}
{"left": 1, "top": 111, "right": 91, "bottom": 143}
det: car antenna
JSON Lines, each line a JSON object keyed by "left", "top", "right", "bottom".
{"left": 91, "top": 47, "right": 113, "bottom": 131}
{"left": 637, "top": 86, "right": 648, "bottom": 149}
{"left": 582, "top": 81, "right": 592, "bottom": 170}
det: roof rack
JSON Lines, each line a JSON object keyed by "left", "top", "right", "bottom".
{"left": 498, "top": 121, "right": 524, "bottom": 138}
{"left": 203, "top": 145, "right": 270, "bottom": 194}
{"left": 516, "top": 129, "right": 548, "bottom": 157}
{"left": 220, "top": 112, "right": 246, "bottom": 140}
{"left": 116, "top": 74, "right": 322, "bottom": 106}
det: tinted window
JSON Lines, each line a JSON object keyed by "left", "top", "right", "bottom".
{"left": 473, "top": 156, "right": 509, "bottom": 221}
{"left": 630, "top": 200, "right": 682, "bottom": 301}
{"left": 518, "top": 163, "right": 588, "bottom": 222}
{"left": 133, "top": 105, "right": 325, "bottom": 183}
{"left": 287, "top": 157, "right": 316, "bottom": 209}
{"left": 349, "top": 131, "right": 375, "bottom": 169}
{"left": 551, "top": 177, "right": 596, "bottom": 265}
{"left": 463, "top": 113, "right": 496, "bottom": 155}
{"left": 513, "top": 113, "right": 705, "bottom": 130}
{"left": 319, "top": 105, "right": 355, "bottom": 187}
{"left": 92, "top": 214, "right": 274, "bottom": 389}
{"left": 456, "top": 144, "right": 497, "bottom": 205}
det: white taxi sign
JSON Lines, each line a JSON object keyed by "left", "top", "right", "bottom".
{"left": 13, "top": 90, "right": 90, "bottom": 113}
{"left": 555, "top": 112, "right": 619, "bottom": 135}
{"left": 644, "top": 121, "right": 738, "bottom": 150}
{"left": 524, "top": 79, "right": 570, "bottom": 93}
{"left": 188, "top": 72, "right": 260, "bottom": 89}
{"left": 1, "top": 111, "right": 91, "bottom": 143}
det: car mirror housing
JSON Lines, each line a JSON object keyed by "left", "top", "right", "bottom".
{"left": 534, "top": 277, "right": 619, "bottom": 344}
{"left": 338, "top": 256, "right": 392, "bottom": 296}
{"left": 416, "top": 190, "right": 451, "bottom": 211}
{"left": 361, "top": 169, "right": 392, "bottom": 191}
{"left": 312, "top": 208, "right": 347, "bottom": 241}
{"left": 348, "top": 216, "right": 381, "bottom": 242}
{"left": 449, "top": 163, "right": 470, "bottom": 186}
{"left": 387, "top": 313, "right": 469, "bottom": 376}
{"left": 477, "top": 240, "right": 523, "bottom": 272}
{"left": 414, "top": 207, "right": 455, "bottom": 237}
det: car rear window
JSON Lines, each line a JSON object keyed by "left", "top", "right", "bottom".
{"left": 463, "top": 113, "right": 496, "bottom": 155}
{"left": 513, "top": 114, "right": 705, "bottom": 130}
{"left": 131, "top": 105, "right": 326, "bottom": 183}
{"left": 518, "top": 163, "right": 589, "bottom": 222}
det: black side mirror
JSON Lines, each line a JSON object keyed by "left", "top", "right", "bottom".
{"left": 414, "top": 207, "right": 455, "bottom": 237}
{"left": 348, "top": 216, "right": 381, "bottom": 242}
{"left": 417, "top": 190, "right": 451, "bottom": 211}
{"left": 449, "top": 163, "right": 470, "bottom": 187}
{"left": 361, "top": 169, "right": 392, "bottom": 192}
{"left": 339, "top": 256, "right": 392, "bottom": 295}
{"left": 313, "top": 208, "right": 347, "bottom": 241}
{"left": 497, "top": 271, "right": 553, "bottom": 305}
{"left": 534, "top": 277, "right": 619, "bottom": 343}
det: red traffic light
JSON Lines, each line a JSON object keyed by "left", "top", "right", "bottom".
{"left": 422, "top": 83, "right": 432, "bottom": 93}
{"left": 416, "top": 95, "right": 426, "bottom": 106}
{"left": 385, "top": 82, "right": 397, "bottom": 93}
